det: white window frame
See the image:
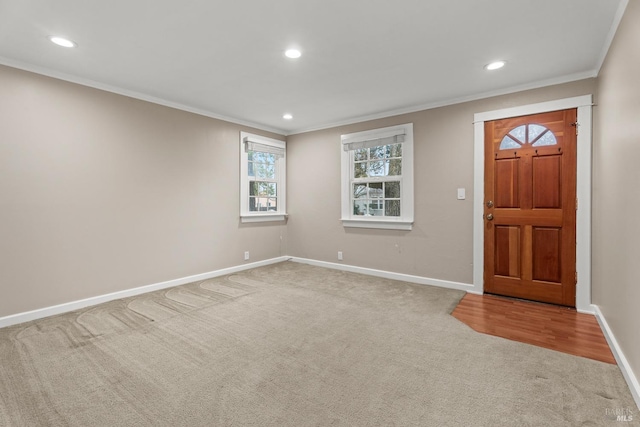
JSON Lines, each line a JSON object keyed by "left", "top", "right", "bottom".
{"left": 240, "top": 132, "right": 287, "bottom": 223}
{"left": 340, "top": 123, "right": 414, "bottom": 230}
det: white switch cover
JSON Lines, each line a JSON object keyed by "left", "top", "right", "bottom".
{"left": 457, "top": 188, "right": 466, "bottom": 200}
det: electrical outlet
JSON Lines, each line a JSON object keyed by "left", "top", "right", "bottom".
{"left": 244, "top": 251, "right": 250, "bottom": 260}
{"left": 337, "top": 251, "right": 343, "bottom": 261}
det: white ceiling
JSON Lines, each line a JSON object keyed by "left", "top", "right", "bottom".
{"left": 0, "top": 0, "right": 626, "bottom": 135}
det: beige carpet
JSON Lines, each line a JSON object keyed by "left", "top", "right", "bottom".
{"left": 0, "top": 261, "right": 636, "bottom": 426}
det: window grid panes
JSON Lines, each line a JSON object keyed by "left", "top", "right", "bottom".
{"left": 248, "top": 150, "right": 278, "bottom": 212}
{"left": 499, "top": 124, "right": 557, "bottom": 150}
{"left": 353, "top": 144, "right": 402, "bottom": 178}
{"left": 353, "top": 181, "right": 401, "bottom": 217}
{"left": 351, "top": 143, "right": 402, "bottom": 218}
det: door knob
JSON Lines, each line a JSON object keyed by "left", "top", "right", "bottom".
{"left": 486, "top": 213, "right": 494, "bottom": 221}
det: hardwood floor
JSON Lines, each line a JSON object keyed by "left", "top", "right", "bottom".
{"left": 451, "top": 293, "right": 616, "bottom": 364}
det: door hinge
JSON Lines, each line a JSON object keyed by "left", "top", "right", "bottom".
{"left": 576, "top": 198, "right": 578, "bottom": 210}
{"left": 571, "top": 121, "right": 579, "bottom": 135}
{"left": 575, "top": 271, "right": 578, "bottom": 284}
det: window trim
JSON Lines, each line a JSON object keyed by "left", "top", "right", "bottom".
{"left": 240, "top": 132, "right": 287, "bottom": 223}
{"left": 340, "top": 123, "right": 414, "bottom": 230}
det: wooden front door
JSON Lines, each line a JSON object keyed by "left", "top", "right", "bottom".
{"left": 484, "top": 109, "right": 577, "bottom": 307}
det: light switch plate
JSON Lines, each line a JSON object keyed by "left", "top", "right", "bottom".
{"left": 457, "top": 188, "right": 466, "bottom": 200}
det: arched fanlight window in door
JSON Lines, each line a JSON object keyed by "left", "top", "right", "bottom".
{"left": 499, "top": 124, "right": 557, "bottom": 150}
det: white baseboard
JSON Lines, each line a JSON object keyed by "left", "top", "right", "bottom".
{"left": 289, "top": 257, "right": 474, "bottom": 292}
{"left": 0, "top": 256, "right": 289, "bottom": 329}
{"left": 593, "top": 305, "right": 640, "bottom": 410}
{"left": 0, "top": 255, "right": 469, "bottom": 329}
{"left": 577, "top": 304, "right": 596, "bottom": 315}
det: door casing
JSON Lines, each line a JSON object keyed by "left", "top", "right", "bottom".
{"left": 473, "top": 95, "right": 593, "bottom": 313}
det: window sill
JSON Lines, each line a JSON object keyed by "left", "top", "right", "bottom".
{"left": 341, "top": 218, "right": 413, "bottom": 231}
{"left": 241, "top": 213, "right": 288, "bottom": 223}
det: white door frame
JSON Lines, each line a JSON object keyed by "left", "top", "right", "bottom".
{"left": 472, "top": 95, "right": 594, "bottom": 313}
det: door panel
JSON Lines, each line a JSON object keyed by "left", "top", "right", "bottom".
{"left": 494, "top": 225, "right": 521, "bottom": 278}
{"left": 484, "top": 109, "right": 577, "bottom": 306}
{"left": 495, "top": 159, "right": 520, "bottom": 208}
{"left": 532, "top": 156, "right": 562, "bottom": 208}
{"left": 532, "top": 227, "right": 561, "bottom": 282}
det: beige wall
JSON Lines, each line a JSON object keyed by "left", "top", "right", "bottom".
{"left": 593, "top": 0, "right": 640, "bottom": 397}
{"left": 0, "top": 65, "right": 286, "bottom": 318}
{"left": 286, "top": 79, "right": 596, "bottom": 284}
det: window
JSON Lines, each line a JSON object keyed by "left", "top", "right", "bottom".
{"left": 341, "top": 123, "right": 414, "bottom": 230}
{"left": 240, "top": 132, "right": 287, "bottom": 222}
{"left": 499, "top": 124, "right": 557, "bottom": 150}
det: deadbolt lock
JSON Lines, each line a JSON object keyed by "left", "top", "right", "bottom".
{"left": 486, "top": 200, "right": 494, "bottom": 208}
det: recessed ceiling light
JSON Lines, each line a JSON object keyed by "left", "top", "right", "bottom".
{"left": 485, "top": 60, "right": 506, "bottom": 71}
{"left": 283, "top": 113, "right": 293, "bottom": 120}
{"left": 49, "top": 36, "right": 76, "bottom": 48}
{"left": 285, "top": 49, "right": 301, "bottom": 59}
